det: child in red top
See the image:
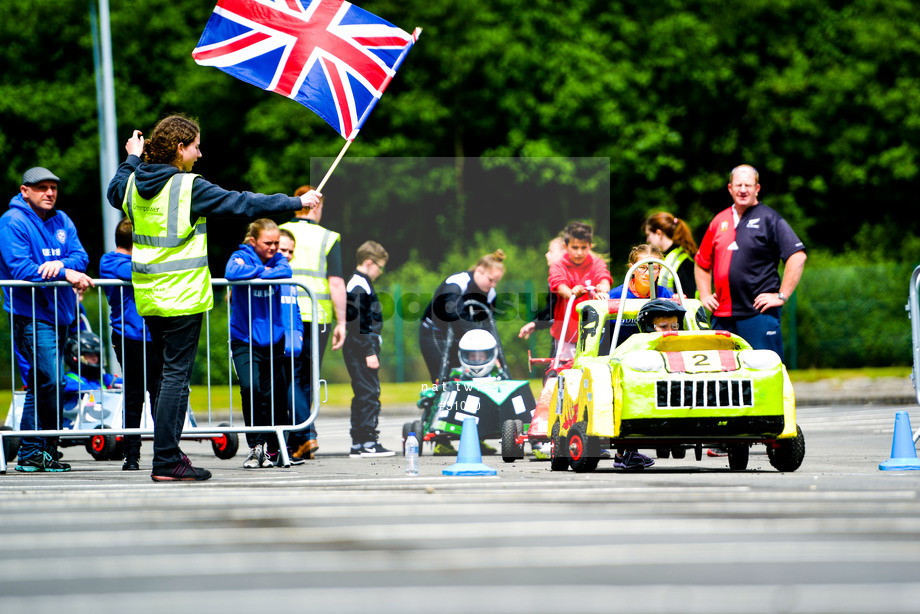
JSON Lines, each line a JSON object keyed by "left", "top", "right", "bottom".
{"left": 548, "top": 222, "right": 612, "bottom": 359}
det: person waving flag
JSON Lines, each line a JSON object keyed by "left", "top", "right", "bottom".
{"left": 193, "top": 0, "right": 420, "bottom": 145}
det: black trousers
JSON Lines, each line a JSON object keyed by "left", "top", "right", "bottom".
{"left": 111, "top": 333, "right": 162, "bottom": 458}
{"left": 144, "top": 313, "right": 202, "bottom": 470}
{"left": 288, "top": 325, "right": 329, "bottom": 448}
{"left": 343, "top": 339, "right": 381, "bottom": 445}
{"left": 231, "top": 339, "right": 288, "bottom": 451}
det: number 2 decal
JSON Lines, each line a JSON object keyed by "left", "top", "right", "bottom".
{"left": 693, "top": 354, "right": 710, "bottom": 367}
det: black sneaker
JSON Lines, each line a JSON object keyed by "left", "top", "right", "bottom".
{"left": 360, "top": 442, "right": 396, "bottom": 457}
{"left": 286, "top": 447, "right": 305, "bottom": 466}
{"left": 151, "top": 455, "right": 211, "bottom": 482}
{"left": 15, "top": 451, "right": 71, "bottom": 473}
{"left": 122, "top": 455, "right": 140, "bottom": 471}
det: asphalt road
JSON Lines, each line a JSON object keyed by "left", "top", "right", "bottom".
{"left": 1, "top": 403, "right": 920, "bottom": 613}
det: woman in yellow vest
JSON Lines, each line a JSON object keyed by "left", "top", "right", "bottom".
{"left": 643, "top": 211, "right": 699, "bottom": 298}
{"left": 106, "top": 114, "right": 321, "bottom": 481}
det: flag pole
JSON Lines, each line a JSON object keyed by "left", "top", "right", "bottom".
{"left": 315, "top": 138, "right": 354, "bottom": 194}
{"left": 314, "top": 27, "right": 422, "bottom": 194}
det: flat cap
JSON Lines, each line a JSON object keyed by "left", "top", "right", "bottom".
{"left": 22, "top": 167, "right": 60, "bottom": 186}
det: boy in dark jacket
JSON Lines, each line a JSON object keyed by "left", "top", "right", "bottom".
{"left": 344, "top": 241, "right": 393, "bottom": 457}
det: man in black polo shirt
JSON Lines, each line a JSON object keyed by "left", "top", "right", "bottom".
{"left": 694, "top": 164, "right": 807, "bottom": 357}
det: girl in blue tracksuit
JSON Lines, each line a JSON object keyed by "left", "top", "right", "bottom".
{"left": 225, "top": 219, "right": 292, "bottom": 468}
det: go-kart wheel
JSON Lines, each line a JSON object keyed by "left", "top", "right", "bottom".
{"left": 694, "top": 443, "right": 703, "bottom": 461}
{"left": 1, "top": 425, "right": 20, "bottom": 463}
{"left": 514, "top": 420, "right": 525, "bottom": 458}
{"left": 85, "top": 426, "right": 117, "bottom": 461}
{"left": 656, "top": 448, "right": 671, "bottom": 459}
{"left": 401, "top": 421, "right": 413, "bottom": 455}
{"left": 501, "top": 420, "right": 523, "bottom": 463}
{"left": 110, "top": 436, "right": 125, "bottom": 461}
{"left": 767, "top": 425, "right": 805, "bottom": 472}
{"left": 412, "top": 419, "right": 423, "bottom": 455}
{"left": 212, "top": 423, "right": 239, "bottom": 459}
{"left": 549, "top": 423, "right": 568, "bottom": 472}
{"left": 671, "top": 447, "right": 687, "bottom": 459}
{"left": 567, "top": 422, "right": 600, "bottom": 473}
{"left": 727, "top": 443, "right": 750, "bottom": 470}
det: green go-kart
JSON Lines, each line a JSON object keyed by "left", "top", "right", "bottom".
{"left": 404, "top": 300, "right": 536, "bottom": 456}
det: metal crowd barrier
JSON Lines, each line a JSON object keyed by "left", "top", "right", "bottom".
{"left": 909, "top": 265, "right": 920, "bottom": 442}
{"left": 0, "top": 278, "right": 321, "bottom": 473}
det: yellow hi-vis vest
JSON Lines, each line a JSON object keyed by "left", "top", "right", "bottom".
{"left": 122, "top": 172, "right": 213, "bottom": 317}
{"left": 661, "top": 246, "right": 691, "bottom": 292}
{"left": 281, "top": 219, "right": 338, "bottom": 324}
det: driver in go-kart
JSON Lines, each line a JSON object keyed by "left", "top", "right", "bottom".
{"left": 429, "top": 329, "right": 503, "bottom": 456}
{"left": 61, "top": 332, "right": 121, "bottom": 428}
{"left": 456, "top": 329, "right": 500, "bottom": 379}
{"left": 636, "top": 298, "right": 687, "bottom": 333}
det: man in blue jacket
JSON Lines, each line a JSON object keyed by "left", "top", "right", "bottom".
{"left": 0, "top": 167, "right": 94, "bottom": 472}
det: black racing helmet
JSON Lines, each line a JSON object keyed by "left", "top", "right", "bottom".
{"left": 637, "top": 298, "right": 687, "bottom": 333}
{"left": 64, "top": 332, "right": 102, "bottom": 380}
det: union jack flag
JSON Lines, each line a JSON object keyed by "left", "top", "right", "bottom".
{"left": 193, "top": 0, "right": 420, "bottom": 140}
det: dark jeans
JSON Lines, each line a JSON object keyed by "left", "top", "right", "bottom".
{"left": 12, "top": 316, "right": 68, "bottom": 458}
{"left": 713, "top": 309, "right": 783, "bottom": 357}
{"left": 343, "top": 339, "right": 381, "bottom": 445}
{"left": 111, "top": 333, "right": 162, "bottom": 458}
{"left": 231, "top": 339, "right": 289, "bottom": 451}
{"left": 144, "top": 313, "right": 202, "bottom": 470}
{"left": 288, "top": 325, "right": 328, "bottom": 448}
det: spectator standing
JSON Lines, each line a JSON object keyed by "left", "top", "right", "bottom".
{"left": 107, "top": 115, "right": 321, "bottom": 481}
{"left": 344, "top": 241, "right": 394, "bottom": 458}
{"left": 277, "top": 228, "right": 310, "bottom": 459}
{"left": 548, "top": 222, "right": 612, "bottom": 360}
{"left": 226, "top": 219, "right": 297, "bottom": 469}
{"left": 643, "top": 212, "right": 699, "bottom": 297}
{"left": 518, "top": 236, "right": 565, "bottom": 355}
{"left": 419, "top": 250, "right": 507, "bottom": 383}
{"left": 694, "top": 164, "right": 806, "bottom": 356}
{"left": 0, "top": 167, "right": 93, "bottom": 472}
{"left": 99, "top": 217, "right": 162, "bottom": 470}
{"left": 280, "top": 185, "right": 345, "bottom": 460}
{"left": 694, "top": 165, "right": 806, "bottom": 458}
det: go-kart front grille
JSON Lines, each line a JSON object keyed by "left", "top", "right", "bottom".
{"left": 656, "top": 379, "right": 754, "bottom": 409}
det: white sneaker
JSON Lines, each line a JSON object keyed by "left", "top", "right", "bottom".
{"left": 243, "top": 445, "right": 261, "bottom": 469}
{"left": 260, "top": 446, "right": 276, "bottom": 468}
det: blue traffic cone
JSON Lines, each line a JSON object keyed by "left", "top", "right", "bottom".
{"left": 879, "top": 411, "right": 920, "bottom": 471}
{"left": 442, "top": 417, "right": 497, "bottom": 476}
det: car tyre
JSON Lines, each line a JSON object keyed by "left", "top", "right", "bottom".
{"left": 568, "top": 422, "right": 600, "bottom": 473}
{"left": 212, "top": 423, "right": 239, "bottom": 459}
{"left": 549, "top": 423, "right": 568, "bottom": 472}
{"left": 85, "top": 426, "right": 117, "bottom": 461}
{"left": 767, "top": 425, "right": 806, "bottom": 472}
{"left": 727, "top": 443, "right": 750, "bottom": 470}
{"left": 501, "top": 419, "right": 524, "bottom": 463}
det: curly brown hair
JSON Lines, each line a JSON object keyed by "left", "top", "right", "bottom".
{"left": 143, "top": 114, "right": 200, "bottom": 166}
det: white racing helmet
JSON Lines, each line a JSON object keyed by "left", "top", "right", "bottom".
{"left": 458, "top": 329, "right": 498, "bottom": 378}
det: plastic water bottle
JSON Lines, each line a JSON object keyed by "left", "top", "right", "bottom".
{"left": 405, "top": 432, "right": 419, "bottom": 476}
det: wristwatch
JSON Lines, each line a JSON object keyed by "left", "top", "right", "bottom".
{"left": 777, "top": 292, "right": 787, "bottom": 303}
